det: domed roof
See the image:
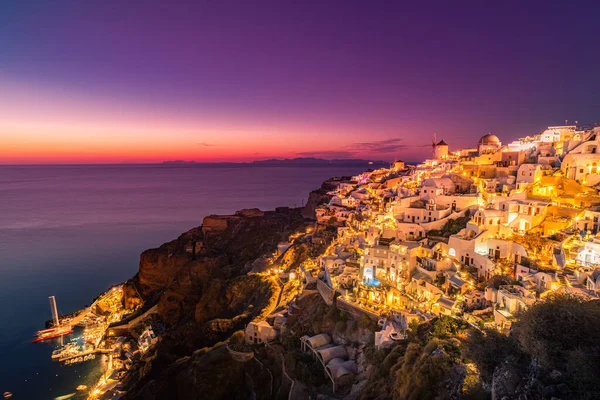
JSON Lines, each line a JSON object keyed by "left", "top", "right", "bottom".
{"left": 478, "top": 133, "right": 501, "bottom": 146}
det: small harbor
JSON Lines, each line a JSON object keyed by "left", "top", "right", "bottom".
{"left": 26, "top": 285, "right": 158, "bottom": 399}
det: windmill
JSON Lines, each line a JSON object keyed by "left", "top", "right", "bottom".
{"left": 432, "top": 133, "right": 437, "bottom": 158}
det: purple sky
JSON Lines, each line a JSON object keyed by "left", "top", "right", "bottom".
{"left": 1, "top": 1, "right": 599, "bottom": 163}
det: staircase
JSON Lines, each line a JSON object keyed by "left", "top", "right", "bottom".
{"left": 556, "top": 274, "right": 571, "bottom": 288}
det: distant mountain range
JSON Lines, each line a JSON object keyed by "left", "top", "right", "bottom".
{"left": 162, "top": 157, "right": 390, "bottom": 167}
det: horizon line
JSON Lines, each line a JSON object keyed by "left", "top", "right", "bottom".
{"left": 0, "top": 157, "right": 420, "bottom": 167}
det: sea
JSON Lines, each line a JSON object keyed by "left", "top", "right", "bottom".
{"left": 0, "top": 163, "right": 372, "bottom": 400}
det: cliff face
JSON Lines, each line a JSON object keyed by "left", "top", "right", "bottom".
{"left": 126, "top": 345, "right": 278, "bottom": 400}
{"left": 301, "top": 178, "right": 341, "bottom": 219}
{"left": 122, "top": 207, "right": 307, "bottom": 399}
{"left": 132, "top": 207, "right": 305, "bottom": 320}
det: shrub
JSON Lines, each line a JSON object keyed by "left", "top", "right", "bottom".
{"left": 364, "top": 344, "right": 387, "bottom": 365}
{"left": 324, "top": 306, "right": 340, "bottom": 324}
{"left": 432, "top": 316, "right": 467, "bottom": 339}
{"left": 334, "top": 320, "right": 347, "bottom": 334}
{"left": 513, "top": 293, "right": 600, "bottom": 370}
{"left": 280, "top": 331, "right": 301, "bottom": 350}
{"left": 465, "top": 294, "right": 600, "bottom": 398}
{"left": 394, "top": 339, "right": 455, "bottom": 400}
{"left": 440, "top": 216, "right": 470, "bottom": 236}
{"left": 358, "top": 314, "right": 376, "bottom": 330}
{"left": 346, "top": 319, "right": 358, "bottom": 334}
{"left": 229, "top": 330, "right": 246, "bottom": 345}
{"left": 338, "top": 309, "right": 349, "bottom": 322}
{"left": 462, "top": 329, "right": 522, "bottom": 384}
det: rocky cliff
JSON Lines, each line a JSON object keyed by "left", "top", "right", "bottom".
{"left": 128, "top": 207, "right": 306, "bottom": 321}
{"left": 301, "top": 177, "right": 342, "bottom": 219}
{"left": 121, "top": 206, "right": 307, "bottom": 399}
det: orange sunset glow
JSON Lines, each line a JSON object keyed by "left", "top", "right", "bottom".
{"left": 0, "top": 78, "right": 414, "bottom": 164}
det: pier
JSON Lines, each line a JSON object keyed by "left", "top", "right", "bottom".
{"left": 59, "top": 348, "right": 111, "bottom": 363}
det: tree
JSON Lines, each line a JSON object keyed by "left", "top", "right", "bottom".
{"left": 230, "top": 330, "right": 245, "bottom": 345}
{"left": 432, "top": 316, "right": 466, "bottom": 339}
{"left": 463, "top": 329, "right": 522, "bottom": 384}
{"left": 440, "top": 216, "right": 470, "bottom": 237}
{"left": 512, "top": 293, "right": 600, "bottom": 371}
{"left": 464, "top": 294, "right": 600, "bottom": 398}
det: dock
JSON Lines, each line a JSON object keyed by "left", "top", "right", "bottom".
{"left": 59, "top": 348, "right": 111, "bottom": 363}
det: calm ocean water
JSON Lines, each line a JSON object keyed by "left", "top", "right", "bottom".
{"left": 0, "top": 163, "right": 370, "bottom": 399}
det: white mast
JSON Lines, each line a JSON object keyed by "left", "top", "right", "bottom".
{"left": 49, "top": 296, "right": 60, "bottom": 327}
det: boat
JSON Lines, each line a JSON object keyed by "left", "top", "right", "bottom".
{"left": 54, "top": 393, "right": 76, "bottom": 400}
{"left": 33, "top": 296, "right": 73, "bottom": 343}
{"left": 3, "top": 392, "right": 12, "bottom": 399}
{"left": 52, "top": 343, "right": 80, "bottom": 359}
{"left": 33, "top": 325, "right": 73, "bottom": 343}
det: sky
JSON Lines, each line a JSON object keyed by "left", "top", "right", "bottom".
{"left": 1, "top": 0, "right": 599, "bottom": 164}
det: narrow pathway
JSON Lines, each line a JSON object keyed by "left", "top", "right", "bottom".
{"left": 252, "top": 356, "right": 274, "bottom": 397}
{"left": 274, "top": 276, "right": 285, "bottom": 309}
{"left": 265, "top": 343, "right": 296, "bottom": 400}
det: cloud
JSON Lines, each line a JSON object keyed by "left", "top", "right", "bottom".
{"left": 294, "top": 138, "right": 429, "bottom": 160}
{"left": 295, "top": 150, "right": 357, "bottom": 159}
{"left": 196, "top": 142, "right": 216, "bottom": 147}
{"left": 344, "top": 138, "right": 409, "bottom": 153}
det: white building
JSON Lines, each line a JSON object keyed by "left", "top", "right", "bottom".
{"left": 561, "top": 131, "right": 600, "bottom": 186}
{"left": 401, "top": 200, "right": 452, "bottom": 225}
{"left": 468, "top": 208, "right": 504, "bottom": 235}
{"left": 516, "top": 164, "right": 544, "bottom": 187}
{"left": 434, "top": 140, "right": 449, "bottom": 160}
{"left": 245, "top": 320, "right": 278, "bottom": 344}
{"left": 478, "top": 133, "right": 502, "bottom": 155}
{"left": 576, "top": 239, "right": 600, "bottom": 267}
{"left": 497, "top": 199, "right": 549, "bottom": 233}
{"left": 493, "top": 285, "right": 536, "bottom": 331}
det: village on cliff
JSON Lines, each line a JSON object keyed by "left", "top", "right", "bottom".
{"left": 80, "top": 123, "right": 600, "bottom": 399}
{"left": 243, "top": 124, "right": 600, "bottom": 392}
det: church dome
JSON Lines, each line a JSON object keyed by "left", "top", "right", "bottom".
{"left": 478, "top": 133, "right": 501, "bottom": 146}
